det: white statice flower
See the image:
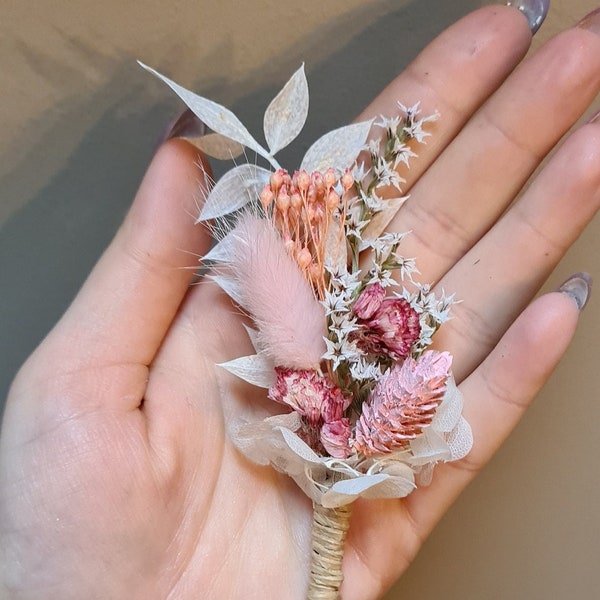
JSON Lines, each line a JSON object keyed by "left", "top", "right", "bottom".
{"left": 323, "top": 288, "right": 350, "bottom": 316}
{"left": 393, "top": 254, "right": 419, "bottom": 282}
{"left": 392, "top": 142, "right": 417, "bottom": 168}
{"left": 343, "top": 198, "right": 370, "bottom": 242}
{"left": 327, "top": 268, "right": 362, "bottom": 298}
{"left": 349, "top": 357, "right": 384, "bottom": 382}
{"left": 372, "top": 155, "right": 405, "bottom": 191}
{"left": 369, "top": 231, "right": 408, "bottom": 261}
{"left": 322, "top": 337, "right": 344, "bottom": 371}
{"left": 398, "top": 101, "right": 440, "bottom": 144}
{"left": 324, "top": 308, "right": 363, "bottom": 371}
{"left": 329, "top": 311, "right": 359, "bottom": 335}
{"left": 396, "top": 284, "right": 456, "bottom": 352}
{"left": 367, "top": 262, "right": 398, "bottom": 288}
{"left": 339, "top": 336, "right": 363, "bottom": 364}
{"left": 323, "top": 329, "right": 363, "bottom": 372}
{"left": 374, "top": 114, "right": 402, "bottom": 133}
{"left": 351, "top": 161, "right": 370, "bottom": 185}
{"left": 360, "top": 188, "right": 387, "bottom": 213}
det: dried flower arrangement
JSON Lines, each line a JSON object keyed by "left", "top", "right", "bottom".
{"left": 142, "top": 63, "right": 473, "bottom": 599}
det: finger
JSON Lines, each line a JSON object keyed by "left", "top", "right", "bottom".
{"left": 389, "top": 20, "right": 600, "bottom": 282}
{"left": 404, "top": 290, "right": 581, "bottom": 547}
{"left": 436, "top": 119, "right": 600, "bottom": 381}
{"left": 43, "top": 139, "right": 212, "bottom": 368}
{"left": 356, "top": 5, "right": 532, "bottom": 181}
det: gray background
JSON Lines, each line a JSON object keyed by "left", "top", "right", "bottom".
{"left": 1, "top": 0, "right": 599, "bottom": 598}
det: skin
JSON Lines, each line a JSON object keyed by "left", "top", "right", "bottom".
{"left": 1, "top": 5, "right": 600, "bottom": 599}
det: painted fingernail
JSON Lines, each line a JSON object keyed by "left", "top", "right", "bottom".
{"left": 505, "top": 0, "right": 550, "bottom": 35}
{"left": 558, "top": 272, "right": 592, "bottom": 311}
{"left": 586, "top": 109, "right": 600, "bottom": 124}
{"left": 578, "top": 7, "right": 600, "bottom": 35}
{"left": 159, "top": 108, "right": 207, "bottom": 145}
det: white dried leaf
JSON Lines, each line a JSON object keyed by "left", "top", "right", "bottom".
{"left": 445, "top": 417, "right": 473, "bottom": 461}
{"left": 330, "top": 473, "right": 389, "bottom": 496}
{"left": 323, "top": 216, "right": 348, "bottom": 272}
{"left": 300, "top": 119, "right": 373, "bottom": 173}
{"left": 201, "top": 233, "right": 236, "bottom": 263}
{"left": 186, "top": 133, "right": 245, "bottom": 160}
{"left": 242, "top": 324, "right": 262, "bottom": 353}
{"left": 218, "top": 354, "right": 276, "bottom": 388}
{"left": 198, "top": 164, "right": 271, "bottom": 221}
{"left": 431, "top": 376, "right": 462, "bottom": 433}
{"left": 139, "top": 62, "right": 267, "bottom": 158}
{"left": 263, "top": 64, "right": 309, "bottom": 155}
{"left": 360, "top": 196, "right": 409, "bottom": 245}
{"left": 279, "top": 426, "right": 323, "bottom": 464}
{"left": 409, "top": 428, "right": 452, "bottom": 466}
{"left": 207, "top": 274, "right": 244, "bottom": 308}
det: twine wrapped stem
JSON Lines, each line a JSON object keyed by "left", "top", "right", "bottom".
{"left": 307, "top": 502, "right": 352, "bottom": 599}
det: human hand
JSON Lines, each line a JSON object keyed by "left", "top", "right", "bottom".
{"left": 1, "top": 5, "right": 599, "bottom": 599}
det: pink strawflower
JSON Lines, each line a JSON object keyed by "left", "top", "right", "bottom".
{"left": 353, "top": 351, "right": 452, "bottom": 455}
{"left": 268, "top": 367, "right": 349, "bottom": 428}
{"left": 353, "top": 294, "right": 421, "bottom": 360}
{"left": 353, "top": 283, "right": 386, "bottom": 319}
{"left": 321, "top": 419, "right": 352, "bottom": 458}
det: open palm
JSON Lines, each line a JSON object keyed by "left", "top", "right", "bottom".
{"left": 2, "top": 6, "right": 599, "bottom": 600}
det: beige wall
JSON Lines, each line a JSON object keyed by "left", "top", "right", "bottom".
{"left": 1, "top": 1, "right": 598, "bottom": 598}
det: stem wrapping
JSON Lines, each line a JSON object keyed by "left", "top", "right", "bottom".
{"left": 307, "top": 502, "right": 352, "bottom": 600}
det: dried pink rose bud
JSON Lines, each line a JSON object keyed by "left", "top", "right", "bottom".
{"left": 352, "top": 283, "right": 386, "bottom": 319}
{"left": 321, "top": 386, "right": 351, "bottom": 423}
{"left": 321, "top": 419, "right": 352, "bottom": 459}
{"left": 353, "top": 350, "right": 452, "bottom": 455}
{"left": 268, "top": 367, "right": 348, "bottom": 428}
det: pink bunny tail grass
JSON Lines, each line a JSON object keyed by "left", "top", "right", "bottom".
{"left": 230, "top": 215, "right": 327, "bottom": 370}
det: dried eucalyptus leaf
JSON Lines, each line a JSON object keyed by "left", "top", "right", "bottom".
{"left": 300, "top": 119, "right": 373, "bottom": 173}
{"left": 263, "top": 64, "right": 309, "bottom": 155}
{"left": 186, "top": 133, "right": 245, "bottom": 160}
{"left": 139, "top": 62, "right": 267, "bottom": 158}
{"left": 218, "top": 353, "right": 276, "bottom": 388}
{"left": 198, "top": 164, "right": 271, "bottom": 221}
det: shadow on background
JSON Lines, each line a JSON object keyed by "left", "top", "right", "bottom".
{"left": 0, "top": 0, "right": 479, "bottom": 403}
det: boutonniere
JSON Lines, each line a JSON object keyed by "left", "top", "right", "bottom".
{"left": 142, "top": 62, "right": 473, "bottom": 599}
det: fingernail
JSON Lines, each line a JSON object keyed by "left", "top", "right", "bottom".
{"left": 160, "top": 108, "right": 207, "bottom": 144}
{"left": 586, "top": 109, "right": 600, "bottom": 124}
{"left": 558, "top": 272, "right": 592, "bottom": 311}
{"left": 578, "top": 7, "right": 600, "bottom": 35}
{"left": 505, "top": 0, "right": 550, "bottom": 35}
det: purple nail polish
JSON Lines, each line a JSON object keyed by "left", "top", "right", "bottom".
{"left": 167, "top": 109, "right": 207, "bottom": 140}
{"left": 578, "top": 7, "right": 600, "bottom": 36}
{"left": 558, "top": 272, "right": 592, "bottom": 311}
{"left": 586, "top": 109, "right": 600, "bottom": 125}
{"left": 505, "top": 0, "right": 550, "bottom": 35}
{"left": 157, "top": 109, "right": 207, "bottom": 147}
